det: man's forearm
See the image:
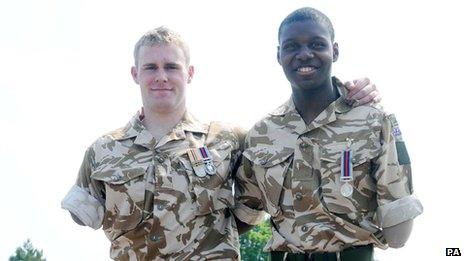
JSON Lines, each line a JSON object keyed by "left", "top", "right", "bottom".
{"left": 234, "top": 215, "right": 255, "bottom": 235}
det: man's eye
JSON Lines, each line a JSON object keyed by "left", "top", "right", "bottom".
{"left": 144, "top": 66, "right": 156, "bottom": 70}
{"left": 166, "top": 65, "right": 179, "bottom": 70}
{"left": 311, "top": 42, "right": 326, "bottom": 49}
{"left": 282, "top": 43, "right": 298, "bottom": 51}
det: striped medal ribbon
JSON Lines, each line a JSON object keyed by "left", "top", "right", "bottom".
{"left": 187, "top": 146, "right": 216, "bottom": 177}
{"left": 340, "top": 138, "right": 354, "bottom": 197}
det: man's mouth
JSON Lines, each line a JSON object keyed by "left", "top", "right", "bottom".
{"left": 296, "top": 66, "right": 317, "bottom": 75}
{"left": 151, "top": 88, "right": 172, "bottom": 91}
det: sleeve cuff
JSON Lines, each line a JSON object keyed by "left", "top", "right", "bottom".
{"left": 232, "top": 202, "right": 266, "bottom": 225}
{"left": 377, "top": 194, "right": 423, "bottom": 228}
{"left": 61, "top": 185, "right": 104, "bottom": 230}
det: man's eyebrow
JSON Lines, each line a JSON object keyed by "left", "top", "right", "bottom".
{"left": 165, "top": 62, "right": 181, "bottom": 66}
{"left": 164, "top": 62, "right": 183, "bottom": 68}
{"left": 281, "top": 38, "right": 296, "bottom": 45}
{"left": 282, "top": 35, "right": 328, "bottom": 44}
{"left": 311, "top": 36, "right": 330, "bottom": 41}
{"left": 142, "top": 63, "right": 157, "bottom": 68}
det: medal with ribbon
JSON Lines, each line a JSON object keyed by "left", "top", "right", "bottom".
{"left": 187, "top": 146, "right": 216, "bottom": 177}
{"left": 340, "top": 138, "right": 354, "bottom": 197}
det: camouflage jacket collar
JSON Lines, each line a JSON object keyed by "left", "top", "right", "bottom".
{"left": 269, "top": 77, "right": 352, "bottom": 135}
{"left": 113, "top": 110, "right": 207, "bottom": 149}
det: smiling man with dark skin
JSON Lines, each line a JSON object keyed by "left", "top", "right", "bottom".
{"left": 234, "top": 7, "right": 423, "bottom": 261}
{"left": 279, "top": 16, "right": 340, "bottom": 124}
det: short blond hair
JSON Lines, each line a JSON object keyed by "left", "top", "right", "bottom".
{"left": 133, "top": 26, "right": 190, "bottom": 67}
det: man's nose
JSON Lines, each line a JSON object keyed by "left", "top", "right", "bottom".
{"left": 155, "top": 70, "right": 168, "bottom": 83}
{"left": 296, "top": 46, "right": 314, "bottom": 60}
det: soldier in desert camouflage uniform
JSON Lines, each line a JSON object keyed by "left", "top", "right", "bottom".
{"left": 61, "top": 25, "right": 380, "bottom": 260}
{"left": 234, "top": 7, "right": 423, "bottom": 261}
{"left": 61, "top": 27, "right": 245, "bottom": 260}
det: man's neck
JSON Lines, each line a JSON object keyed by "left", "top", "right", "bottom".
{"left": 142, "top": 107, "right": 186, "bottom": 141}
{"left": 292, "top": 79, "right": 339, "bottom": 125}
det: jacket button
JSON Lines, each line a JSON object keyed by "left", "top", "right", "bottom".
{"left": 334, "top": 217, "right": 344, "bottom": 225}
{"left": 301, "top": 225, "right": 308, "bottom": 232}
{"left": 155, "top": 155, "right": 165, "bottom": 163}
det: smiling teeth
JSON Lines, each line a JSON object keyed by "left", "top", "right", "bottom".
{"left": 298, "top": 67, "right": 314, "bottom": 72}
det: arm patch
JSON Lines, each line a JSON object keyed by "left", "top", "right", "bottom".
{"left": 396, "top": 141, "right": 411, "bottom": 165}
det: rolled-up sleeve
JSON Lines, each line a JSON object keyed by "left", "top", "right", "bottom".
{"left": 374, "top": 114, "right": 423, "bottom": 228}
{"left": 61, "top": 147, "right": 105, "bottom": 230}
{"left": 377, "top": 194, "right": 423, "bottom": 228}
{"left": 233, "top": 157, "right": 266, "bottom": 225}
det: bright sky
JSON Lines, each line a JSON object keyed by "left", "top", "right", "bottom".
{"left": 1, "top": 0, "right": 463, "bottom": 260}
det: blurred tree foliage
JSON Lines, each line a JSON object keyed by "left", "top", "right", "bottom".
{"left": 9, "top": 239, "right": 46, "bottom": 261}
{"left": 240, "top": 219, "right": 272, "bottom": 261}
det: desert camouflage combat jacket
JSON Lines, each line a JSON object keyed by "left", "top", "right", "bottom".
{"left": 234, "top": 85, "right": 423, "bottom": 253}
{"left": 62, "top": 111, "right": 245, "bottom": 260}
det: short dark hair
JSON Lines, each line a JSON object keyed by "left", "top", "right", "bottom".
{"left": 278, "top": 7, "right": 335, "bottom": 43}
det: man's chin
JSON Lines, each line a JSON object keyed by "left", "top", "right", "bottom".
{"left": 292, "top": 79, "right": 318, "bottom": 90}
{"left": 144, "top": 101, "right": 173, "bottom": 111}
{"left": 149, "top": 100, "right": 187, "bottom": 113}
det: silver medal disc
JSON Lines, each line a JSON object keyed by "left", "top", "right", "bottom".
{"left": 195, "top": 168, "right": 207, "bottom": 178}
{"left": 340, "top": 183, "right": 353, "bottom": 197}
{"left": 205, "top": 162, "right": 216, "bottom": 175}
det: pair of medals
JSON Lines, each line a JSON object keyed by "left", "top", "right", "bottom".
{"left": 340, "top": 138, "right": 354, "bottom": 197}
{"left": 187, "top": 146, "right": 216, "bottom": 177}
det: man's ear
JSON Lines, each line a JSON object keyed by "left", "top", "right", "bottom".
{"left": 277, "top": 46, "right": 282, "bottom": 65}
{"left": 187, "top": 65, "right": 195, "bottom": 83}
{"left": 131, "top": 66, "right": 139, "bottom": 84}
{"left": 333, "top": 42, "right": 339, "bottom": 62}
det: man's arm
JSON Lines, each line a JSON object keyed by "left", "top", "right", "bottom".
{"left": 232, "top": 154, "right": 267, "bottom": 232}
{"left": 374, "top": 113, "right": 423, "bottom": 247}
{"left": 61, "top": 147, "right": 105, "bottom": 230}
{"left": 382, "top": 219, "right": 414, "bottom": 248}
{"left": 345, "top": 77, "right": 381, "bottom": 106}
{"left": 235, "top": 217, "right": 256, "bottom": 235}
{"left": 229, "top": 127, "right": 261, "bottom": 235}
{"left": 71, "top": 213, "right": 86, "bottom": 226}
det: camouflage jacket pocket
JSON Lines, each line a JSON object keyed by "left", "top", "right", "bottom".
{"left": 91, "top": 167, "right": 146, "bottom": 237}
{"left": 246, "top": 148, "right": 294, "bottom": 217}
{"left": 180, "top": 143, "right": 235, "bottom": 216}
{"left": 319, "top": 141, "right": 379, "bottom": 215}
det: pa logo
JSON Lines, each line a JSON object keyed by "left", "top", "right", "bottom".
{"left": 446, "top": 248, "right": 461, "bottom": 256}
